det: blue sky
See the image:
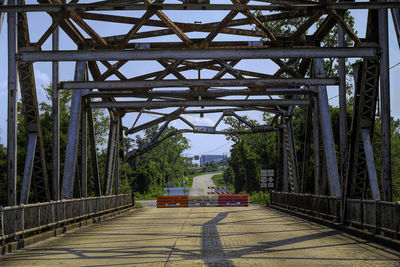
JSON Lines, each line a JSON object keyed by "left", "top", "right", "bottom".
{"left": 0, "top": 1, "right": 399, "bottom": 157}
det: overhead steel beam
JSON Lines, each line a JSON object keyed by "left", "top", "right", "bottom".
{"left": 89, "top": 99, "right": 310, "bottom": 109}
{"left": 1, "top": 2, "right": 400, "bottom": 12}
{"left": 61, "top": 78, "right": 338, "bottom": 90}
{"left": 84, "top": 88, "right": 315, "bottom": 99}
{"left": 18, "top": 47, "right": 378, "bottom": 62}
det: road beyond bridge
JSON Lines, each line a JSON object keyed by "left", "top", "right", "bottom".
{"left": 1, "top": 206, "right": 399, "bottom": 266}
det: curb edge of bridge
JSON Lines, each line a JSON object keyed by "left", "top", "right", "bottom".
{"left": 0, "top": 206, "right": 138, "bottom": 256}
{"left": 267, "top": 204, "right": 400, "bottom": 252}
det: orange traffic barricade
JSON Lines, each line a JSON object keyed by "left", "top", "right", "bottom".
{"left": 157, "top": 195, "right": 188, "bottom": 208}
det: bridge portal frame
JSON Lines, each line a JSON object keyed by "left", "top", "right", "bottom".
{"left": 1, "top": 1, "right": 398, "bottom": 221}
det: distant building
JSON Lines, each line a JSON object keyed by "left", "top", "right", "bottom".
{"left": 200, "top": 154, "right": 226, "bottom": 166}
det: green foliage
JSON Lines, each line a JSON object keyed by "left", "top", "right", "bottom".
{"left": 211, "top": 172, "right": 232, "bottom": 187}
{"left": 130, "top": 125, "right": 192, "bottom": 197}
{"left": 201, "top": 161, "right": 219, "bottom": 173}
{"left": 249, "top": 191, "right": 270, "bottom": 205}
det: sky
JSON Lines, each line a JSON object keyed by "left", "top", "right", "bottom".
{"left": 0, "top": 0, "right": 399, "bottom": 158}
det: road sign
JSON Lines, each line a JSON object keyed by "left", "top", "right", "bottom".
{"left": 260, "top": 169, "right": 274, "bottom": 189}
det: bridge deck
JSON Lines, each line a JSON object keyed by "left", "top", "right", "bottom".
{"left": 1, "top": 206, "right": 399, "bottom": 266}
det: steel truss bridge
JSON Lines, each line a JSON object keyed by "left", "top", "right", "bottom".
{"left": 0, "top": 0, "right": 400, "bottom": 238}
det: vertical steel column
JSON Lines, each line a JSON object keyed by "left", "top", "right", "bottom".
{"left": 20, "top": 133, "right": 37, "bottom": 204}
{"left": 361, "top": 129, "right": 381, "bottom": 200}
{"left": 7, "top": 0, "right": 17, "bottom": 206}
{"left": 104, "top": 115, "right": 117, "bottom": 195}
{"left": 391, "top": 1, "right": 400, "bottom": 48}
{"left": 313, "top": 97, "right": 320, "bottom": 195}
{"left": 81, "top": 103, "right": 87, "bottom": 198}
{"left": 281, "top": 124, "right": 289, "bottom": 192}
{"left": 88, "top": 108, "right": 101, "bottom": 196}
{"left": 287, "top": 119, "right": 299, "bottom": 193}
{"left": 0, "top": 0, "right": 7, "bottom": 34}
{"left": 301, "top": 106, "right": 312, "bottom": 193}
{"left": 379, "top": 4, "right": 393, "bottom": 202}
{"left": 338, "top": 13, "right": 348, "bottom": 187}
{"left": 52, "top": 22, "right": 60, "bottom": 201}
{"left": 61, "top": 61, "right": 86, "bottom": 199}
{"left": 114, "top": 119, "right": 120, "bottom": 196}
{"left": 313, "top": 59, "right": 341, "bottom": 197}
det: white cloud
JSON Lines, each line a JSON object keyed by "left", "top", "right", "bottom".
{"left": 181, "top": 114, "right": 215, "bottom": 127}
{"left": 34, "top": 69, "right": 51, "bottom": 103}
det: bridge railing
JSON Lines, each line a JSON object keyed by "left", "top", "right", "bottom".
{"left": 271, "top": 191, "right": 400, "bottom": 239}
{"left": 270, "top": 191, "right": 341, "bottom": 220}
{"left": 0, "top": 194, "right": 133, "bottom": 242}
{"left": 345, "top": 198, "right": 400, "bottom": 237}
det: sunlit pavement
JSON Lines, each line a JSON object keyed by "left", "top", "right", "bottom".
{"left": 1, "top": 206, "right": 400, "bottom": 266}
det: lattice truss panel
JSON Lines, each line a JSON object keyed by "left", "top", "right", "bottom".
{"left": 2, "top": 0, "right": 398, "bottom": 203}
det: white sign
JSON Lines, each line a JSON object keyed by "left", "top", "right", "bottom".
{"left": 260, "top": 169, "right": 267, "bottom": 177}
{"left": 261, "top": 182, "right": 268, "bottom": 188}
{"left": 261, "top": 177, "right": 268, "bottom": 183}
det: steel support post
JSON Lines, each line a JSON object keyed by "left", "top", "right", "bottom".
{"left": 7, "top": 0, "right": 17, "bottom": 206}
{"left": 361, "top": 129, "right": 381, "bottom": 200}
{"left": 379, "top": 4, "right": 393, "bottom": 202}
{"left": 313, "top": 59, "right": 341, "bottom": 198}
{"left": 52, "top": 22, "right": 60, "bottom": 200}
{"left": 0, "top": 0, "right": 7, "bottom": 34}
{"left": 287, "top": 119, "right": 299, "bottom": 193}
{"left": 88, "top": 108, "right": 101, "bottom": 196}
{"left": 338, "top": 13, "right": 348, "bottom": 187}
{"left": 282, "top": 125, "right": 289, "bottom": 192}
{"left": 20, "top": 133, "right": 37, "bottom": 204}
{"left": 104, "top": 115, "right": 118, "bottom": 195}
{"left": 391, "top": 1, "right": 400, "bottom": 48}
{"left": 313, "top": 97, "right": 320, "bottom": 195}
{"left": 81, "top": 103, "right": 87, "bottom": 198}
{"left": 301, "top": 106, "right": 312, "bottom": 193}
{"left": 61, "top": 61, "right": 87, "bottom": 199}
{"left": 114, "top": 119, "right": 120, "bottom": 196}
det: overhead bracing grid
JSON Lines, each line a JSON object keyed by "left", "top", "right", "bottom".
{"left": 1, "top": 1, "right": 399, "bottom": 213}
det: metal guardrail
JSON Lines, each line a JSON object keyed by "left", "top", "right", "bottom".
{"left": 0, "top": 194, "right": 132, "bottom": 242}
{"left": 345, "top": 198, "right": 400, "bottom": 237}
{"left": 270, "top": 191, "right": 400, "bottom": 239}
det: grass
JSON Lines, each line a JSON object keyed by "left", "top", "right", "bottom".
{"left": 134, "top": 202, "right": 143, "bottom": 208}
{"left": 249, "top": 191, "right": 270, "bottom": 205}
{"left": 211, "top": 173, "right": 232, "bottom": 186}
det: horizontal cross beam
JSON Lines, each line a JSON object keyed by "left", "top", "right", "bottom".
{"left": 88, "top": 99, "right": 310, "bottom": 109}
{"left": 60, "top": 78, "right": 338, "bottom": 89}
{"left": 83, "top": 88, "right": 315, "bottom": 99}
{"left": 1, "top": 3, "right": 400, "bottom": 12}
{"left": 18, "top": 47, "right": 378, "bottom": 62}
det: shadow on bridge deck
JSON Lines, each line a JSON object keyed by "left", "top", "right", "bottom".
{"left": 1, "top": 206, "right": 399, "bottom": 266}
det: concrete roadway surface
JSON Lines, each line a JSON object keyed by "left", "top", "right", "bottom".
{"left": 189, "top": 173, "right": 219, "bottom": 196}
{"left": 1, "top": 206, "right": 400, "bottom": 266}
{"left": 136, "top": 173, "right": 219, "bottom": 208}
